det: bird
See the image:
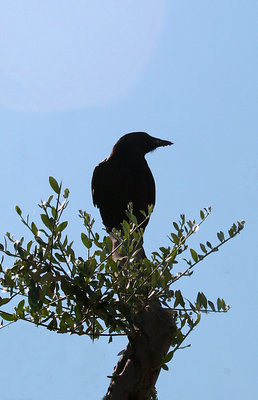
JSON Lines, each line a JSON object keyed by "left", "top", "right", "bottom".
{"left": 92, "top": 132, "right": 172, "bottom": 234}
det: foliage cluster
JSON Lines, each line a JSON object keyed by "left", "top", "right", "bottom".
{"left": 0, "top": 177, "right": 245, "bottom": 366}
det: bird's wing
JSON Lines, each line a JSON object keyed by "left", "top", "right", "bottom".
{"left": 91, "top": 161, "right": 106, "bottom": 208}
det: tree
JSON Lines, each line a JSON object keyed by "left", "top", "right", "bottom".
{"left": 0, "top": 177, "right": 245, "bottom": 399}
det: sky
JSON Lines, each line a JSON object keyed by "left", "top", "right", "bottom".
{"left": 0, "top": 1, "right": 257, "bottom": 399}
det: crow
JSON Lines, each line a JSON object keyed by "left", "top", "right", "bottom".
{"left": 92, "top": 132, "right": 172, "bottom": 233}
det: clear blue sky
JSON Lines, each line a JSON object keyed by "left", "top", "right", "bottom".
{"left": 0, "top": 1, "right": 257, "bottom": 399}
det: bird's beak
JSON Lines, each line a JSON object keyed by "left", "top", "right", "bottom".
{"left": 154, "top": 138, "right": 173, "bottom": 148}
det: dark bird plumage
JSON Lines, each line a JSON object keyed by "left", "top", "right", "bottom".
{"left": 92, "top": 132, "right": 172, "bottom": 233}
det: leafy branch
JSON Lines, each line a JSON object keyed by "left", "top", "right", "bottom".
{"left": 0, "top": 177, "right": 245, "bottom": 363}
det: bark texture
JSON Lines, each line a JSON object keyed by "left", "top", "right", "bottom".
{"left": 104, "top": 303, "right": 177, "bottom": 400}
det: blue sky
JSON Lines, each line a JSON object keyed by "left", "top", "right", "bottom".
{"left": 0, "top": 1, "right": 257, "bottom": 399}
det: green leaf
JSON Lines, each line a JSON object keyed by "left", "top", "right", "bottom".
{"left": 161, "top": 363, "right": 169, "bottom": 371}
{"left": 49, "top": 176, "right": 60, "bottom": 194}
{"left": 217, "top": 231, "right": 225, "bottom": 242}
{"left": 126, "top": 207, "right": 138, "bottom": 226}
{"left": 188, "top": 300, "right": 196, "bottom": 312}
{"left": 28, "top": 285, "right": 43, "bottom": 311}
{"left": 57, "top": 221, "right": 68, "bottom": 232}
{"left": 63, "top": 188, "right": 70, "bottom": 199}
{"left": 190, "top": 248, "right": 198, "bottom": 263}
{"left": 105, "top": 236, "right": 113, "bottom": 252}
{"left": 0, "top": 311, "right": 15, "bottom": 321}
{"left": 47, "top": 195, "right": 54, "bottom": 204}
{"left": 59, "top": 318, "right": 68, "bottom": 333}
{"left": 220, "top": 298, "right": 227, "bottom": 311}
{"left": 197, "top": 292, "right": 207, "bottom": 308}
{"left": 163, "top": 351, "right": 174, "bottom": 363}
{"left": 200, "top": 243, "right": 207, "bottom": 253}
{"left": 217, "top": 298, "right": 222, "bottom": 311}
{"left": 173, "top": 222, "right": 179, "bottom": 231}
{"left": 15, "top": 205, "right": 22, "bottom": 216}
{"left": 17, "top": 246, "right": 25, "bottom": 258}
{"left": 0, "top": 297, "right": 11, "bottom": 306}
{"left": 171, "top": 233, "right": 179, "bottom": 245}
{"left": 174, "top": 290, "right": 185, "bottom": 307}
{"left": 40, "top": 214, "right": 53, "bottom": 230}
{"left": 51, "top": 207, "right": 57, "bottom": 218}
{"left": 62, "top": 312, "right": 74, "bottom": 328}
{"left": 81, "top": 233, "right": 92, "bottom": 249}
{"left": 55, "top": 253, "right": 66, "bottom": 262}
{"left": 47, "top": 318, "right": 57, "bottom": 331}
{"left": 31, "top": 222, "right": 38, "bottom": 235}
{"left": 122, "top": 220, "right": 130, "bottom": 237}
{"left": 200, "top": 209, "right": 205, "bottom": 220}
{"left": 100, "top": 248, "right": 106, "bottom": 263}
{"left": 208, "top": 300, "right": 215, "bottom": 311}
{"left": 17, "top": 299, "right": 25, "bottom": 312}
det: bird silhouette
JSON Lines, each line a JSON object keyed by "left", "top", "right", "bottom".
{"left": 92, "top": 132, "right": 172, "bottom": 233}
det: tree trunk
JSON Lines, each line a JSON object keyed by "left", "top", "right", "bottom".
{"left": 103, "top": 303, "right": 177, "bottom": 400}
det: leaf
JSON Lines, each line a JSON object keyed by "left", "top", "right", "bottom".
{"left": 200, "top": 243, "right": 207, "bottom": 253}
{"left": 57, "top": 221, "right": 68, "bottom": 232}
{"left": 47, "top": 317, "right": 57, "bottom": 331}
{"left": 105, "top": 236, "right": 113, "bottom": 252}
{"left": 40, "top": 214, "right": 53, "bottom": 230}
{"left": 180, "top": 214, "right": 185, "bottom": 224}
{"left": 49, "top": 176, "right": 60, "bottom": 194}
{"left": 125, "top": 208, "right": 138, "bottom": 226}
{"left": 171, "top": 233, "right": 179, "bottom": 245}
{"left": 200, "top": 209, "right": 205, "bottom": 220}
{"left": 197, "top": 292, "right": 207, "bottom": 308}
{"left": 17, "top": 246, "right": 25, "bottom": 258}
{"left": 217, "top": 298, "right": 222, "bottom": 311}
{"left": 220, "top": 298, "right": 227, "bottom": 311}
{"left": 163, "top": 351, "right": 174, "bottom": 363}
{"left": 0, "top": 311, "right": 15, "bottom": 321}
{"left": 81, "top": 233, "right": 92, "bottom": 249}
{"left": 28, "top": 285, "right": 43, "bottom": 311}
{"left": 51, "top": 207, "right": 57, "bottom": 218}
{"left": 190, "top": 248, "right": 198, "bottom": 263}
{"left": 0, "top": 297, "right": 11, "bottom": 306}
{"left": 63, "top": 188, "right": 70, "bottom": 199}
{"left": 31, "top": 222, "right": 38, "bottom": 236}
{"left": 16, "top": 299, "right": 25, "bottom": 313}
{"left": 188, "top": 300, "right": 196, "bottom": 312}
{"left": 174, "top": 290, "right": 185, "bottom": 307}
{"left": 63, "top": 312, "right": 74, "bottom": 328}
{"left": 208, "top": 300, "right": 215, "bottom": 311}
{"left": 15, "top": 205, "right": 22, "bottom": 216}
{"left": 55, "top": 253, "right": 66, "bottom": 262}
{"left": 217, "top": 231, "right": 225, "bottom": 242}
{"left": 47, "top": 195, "right": 54, "bottom": 204}
{"left": 122, "top": 220, "right": 130, "bottom": 237}
{"left": 173, "top": 222, "right": 179, "bottom": 231}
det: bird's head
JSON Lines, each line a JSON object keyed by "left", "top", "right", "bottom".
{"left": 111, "top": 132, "right": 173, "bottom": 157}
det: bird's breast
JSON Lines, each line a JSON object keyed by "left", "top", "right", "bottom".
{"left": 114, "top": 159, "right": 155, "bottom": 209}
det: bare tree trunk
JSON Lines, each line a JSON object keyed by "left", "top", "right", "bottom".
{"left": 103, "top": 303, "right": 177, "bottom": 400}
